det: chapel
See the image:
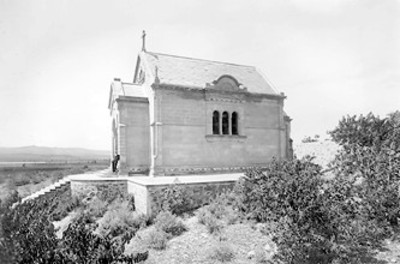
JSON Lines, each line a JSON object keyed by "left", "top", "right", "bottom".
{"left": 108, "top": 36, "right": 292, "bottom": 176}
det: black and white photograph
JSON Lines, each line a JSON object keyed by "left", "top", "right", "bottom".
{"left": 0, "top": 0, "right": 399, "bottom": 263}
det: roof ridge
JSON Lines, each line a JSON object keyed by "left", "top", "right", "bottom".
{"left": 145, "top": 51, "right": 256, "bottom": 68}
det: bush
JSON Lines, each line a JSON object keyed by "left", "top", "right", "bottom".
{"left": 154, "top": 211, "right": 187, "bottom": 237}
{"left": 234, "top": 158, "right": 323, "bottom": 223}
{"left": 56, "top": 214, "right": 121, "bottom": 263}
{"left": 38, "top": 185, "right": 80, "bottom": 221}
{"left": 84, "top": 197, "right": 108, "bottom": 218}
{"left": 234, "top": 157, "right": 391, "bottom": 263}
{"left": 0, "top": 190, "right": 139, "bottom": 264}
{"left": 0, "top": 194, "right": 59, "bottom": 264}
{"left": 97, "top": 200, "right": 147, "bottom": 242}
{"left": 329, "top": 112, "right": 400, "bottom": 227}
{"left": 207, "top": 242, "right": 235, "bottom": 262}
{"left": 151, "top": 183, "right": 199, "bottom": 216}
{"left": 302, "top": 135, "right": 319, "bottom": 143}
{"left": 140, "top": 226, "right": 168, "bottom": 250}
{"left": 197, "top": 207, "right": 224, "bottom": 234}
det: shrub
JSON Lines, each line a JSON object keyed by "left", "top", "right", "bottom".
{"left": 151, "top": 183, "right": 198, "bottom": 216}
{"left": 0, "top": 189, "right": 138, "bottom": 264}
{"left": 97, "top": 200, "right": 146, "bottom": 242}
{"left": 234, "top": 157, "right": 323, "bottom": 223}
{"left": 233, "top": 157, "right": 391, "bottom": 263}
{"left": 329, "top": 112, "right": 400, "bottom": 227}
{"left": 56, "top": 213, "right": 135, "bottom": 263}
{"left": 84, "top": 197, "right": 108, "bottom": 218}
{"left": 0, "top": 195, "right": 59, "bottom": 264}
{"left": 40, "top": 185, "right": 80, "bottom": 221}
{"left": 207, "top": 242, "right": 235, "bottom": 262}
{"left": 302, "top": 135, "right": 319, "bottom": 143}
{"left": 140, "top": 226, "right": 168, "bottom": 250}
{"left": 154, "top": 211, "right": 187, "bottom": 237}
{"left": 197, "top": 208, "right": 223, "bottom": 234}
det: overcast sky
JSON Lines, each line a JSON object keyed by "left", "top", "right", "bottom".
{"left": 0, "top": 0, "right": 399, "bottom": 150}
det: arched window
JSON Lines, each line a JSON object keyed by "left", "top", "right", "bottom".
{"left": 222, "top": 111, "right": 229, "bottom": 135}
{"left": 212, "top": 111, "right": 220, "bottom": 135}
{"left": 231, "top": 112, "right": 238, "bottom": 135}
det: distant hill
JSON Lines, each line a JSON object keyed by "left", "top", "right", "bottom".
{"left": 0, "top": 146, "right": 110, "bottom": 162}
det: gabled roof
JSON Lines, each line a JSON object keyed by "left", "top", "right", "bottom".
{"left": 108, "top": 80, "right": 147, "bottom": 111}
{"left": 140, "top": 51, "right": 278, "bottom": 95}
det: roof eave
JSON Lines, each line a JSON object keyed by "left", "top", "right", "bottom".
{"left": 152, "top": 83, "right": 286, "bottom": 100}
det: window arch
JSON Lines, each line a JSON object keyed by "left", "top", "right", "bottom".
{"left": 222, "top": 111, "right": 229, "bottom": 135}
{"left": 212, "top": 111, "right": 220, "bottom": 135}
{"left": 231, "top": 112, "right": 238, "bottom": 135}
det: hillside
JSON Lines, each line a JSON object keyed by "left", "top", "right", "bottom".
{"left": 0, "top": 146, "right": 110, "bottom": 162}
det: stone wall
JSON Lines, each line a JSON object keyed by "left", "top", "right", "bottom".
{"left": 71, "top": 179, "right": 127, "bottom": 201}
{"left": 148, "top": 182, "right": 235, "bottom": 216}
{"left": 70, "top": 176, "right": 239, "bottom": 216}
{"left": 152, "top": 88, "right": 286, "bottom": 175}
{"left": 118, "top": 98, "right": 151, "bottom": 173}
{"left": 127, "top": 181, "right": 149, "bottom": 214}
{"left": 127, "top": 179, "right": 236, "bottom": 216}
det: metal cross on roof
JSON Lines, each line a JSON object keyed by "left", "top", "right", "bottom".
{"left": 141, "top": 30, "right": 146, "bottom": 51}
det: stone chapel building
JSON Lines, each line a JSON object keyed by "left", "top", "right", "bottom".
{"left": 108, "top": 47, "right": 292, "bottom": 176}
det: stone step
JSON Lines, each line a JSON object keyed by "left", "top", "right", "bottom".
{"left": 14, "top": 169, "right": 107, "bottom": 207}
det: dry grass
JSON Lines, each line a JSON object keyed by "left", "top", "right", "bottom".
{"left": 207, "top": 242, "right": 235, "bottom": 262}
{"left": 125, "top": 213, "right": 273, "bottom": 264}
{"left": 0, "top": 163, "right": 108, "bottom": 201}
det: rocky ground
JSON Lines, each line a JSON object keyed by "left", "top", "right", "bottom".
{"left": 125, "top": 215, "right": 274, "bottom": 264}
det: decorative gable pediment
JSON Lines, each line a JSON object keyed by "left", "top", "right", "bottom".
{"left": 206, "top": 75, "right": 247, "bottom": 92}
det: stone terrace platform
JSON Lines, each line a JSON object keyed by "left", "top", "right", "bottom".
{"left": 69, "top": 171, "right": 243, "bottom": 215}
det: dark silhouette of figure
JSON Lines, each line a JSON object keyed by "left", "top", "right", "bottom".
{"left": 112, "top": 154, "right": 120, "bottom": 173}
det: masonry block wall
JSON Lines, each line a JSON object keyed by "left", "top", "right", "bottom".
{"left": 118, "top": 99, "right": 150, "bottom": 172}
{"left": 152, "top": 88, "right": 284, "bottom": 174}
{"left": 71, "top": 180, "right": 128, "bottom": 200}
{"left": 127, "top": 180, "right": 236, "bottom": 216}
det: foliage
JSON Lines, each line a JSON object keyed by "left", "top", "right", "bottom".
{"left": 301, "top": 135, "right": 319, "bottom": 143}
{"left": 234, "top": 157, "right": 391, "bottom": 263}
{"left": 140, "top": 226, "right": 168, "bottom": 250}
{"left": 232, "top": 111, "right": 400, "bottom": 263}
{"left": 55, "top": 214, "right": 125, "bottom": 263}
{"left": 329, "top": 112, "right": 400, "bottom": 226}
{"left": 0, "top": 195, "right": 59, "bottom": 264}
{"left": 84, "top": 196, "right": 108, "bottom": 218}
{"left": 197, "top": 207, "right": 224, "bottom": 234}
{"left": 151, "top": 183, "right": 199, "bottom": 216}
{"left": 154, "top": 211, "right": 187, "bottom": 237}
{"left": 207, "top": 242, "right": 235, "bottom": 262}
{"left": 47, "top": 187, "right": 81, "bottom": 221}
{"left": 196, "top": 193, "right": 240, "bottom": 234}
{"left": 97, "top": 186, "right": 127, "bottom": 204}
{"left": 234, "top": 158, "right": 323, "bottom": 223}
{"left": 329, "top": 112, "right": 400, "bottom": 150}
{"left": 0, "top": 190, "right": 141, "bottom": 263}
{"left": 96, "top": 200, "right": 147, "bottom": 242}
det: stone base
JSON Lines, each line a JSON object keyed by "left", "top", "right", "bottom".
{"left": 69, "top": 173, "right": 242, "bottom": 216}
{"left": 127, "top": 165, "right": 267, "bottom": 177}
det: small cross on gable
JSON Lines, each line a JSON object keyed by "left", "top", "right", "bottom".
{"left": 141, "top": 30, "right": 146, "bottom": 51}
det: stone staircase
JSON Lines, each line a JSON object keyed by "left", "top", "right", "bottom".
{"left": 19, "top": 168, "right": 111, "bottom": 204}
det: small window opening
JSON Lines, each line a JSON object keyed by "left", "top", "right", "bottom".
{"left": 222, "top": 111, "right": 229, "bottom": 135}
{"left": 232, "top": 112, "right": 238, "bottom": 135}
{"left": 213, "top": 111, "right": 220, "bottom": 135}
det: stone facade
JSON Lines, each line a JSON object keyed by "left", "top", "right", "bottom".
{"left": 147, "top": 182, "right": 235, "bottom": 216}
{"left": 108, "top": 51, "right": 292, "bottom": 176}
{"left": 71, "top": 179, "right": 127, "bottom": 200}
{"left": 69, "top": 175, "right": 239, "bottom": 216}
